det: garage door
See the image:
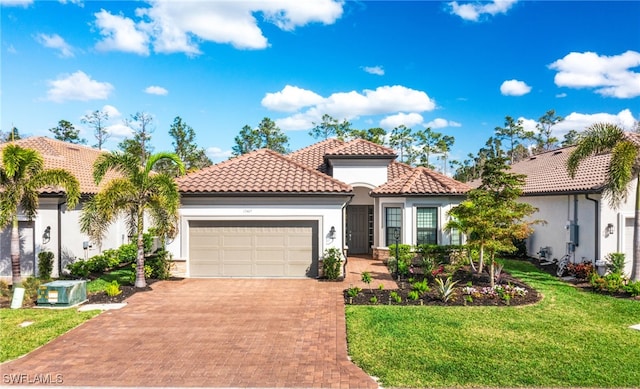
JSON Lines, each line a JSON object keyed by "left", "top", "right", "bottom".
{"left": 189, "top": 220, "right": 318, "bottom": 278}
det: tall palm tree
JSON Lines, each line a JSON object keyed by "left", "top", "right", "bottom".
{"left": 567, "top": 123, "right": 640, "bottom": 281}
{"left": 0, "top": 144, "right": 80, "bottom": 285}
{"left": 81, "top": 151, "right": 184, "bottom": 288}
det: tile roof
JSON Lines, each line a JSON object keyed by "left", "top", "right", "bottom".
{"left": 508, "top": 146, "right": 609, "bottom": 195}
{"left": 387, "top": 160, "right": 415, "bottom": 182}
{"left": 288, "top": 138, "right": 345, "bottom": 173}
{"left": 324, "top": 138, "right": 397, "bottom": 158}
{"left": 177, "top": 148, "right": 353, "bottom": 195}
{"left": 372, "top": 166, "right": 470, "bottom": 196}
{"left": 0, "top": 137, "right": 117, "bottom": 195}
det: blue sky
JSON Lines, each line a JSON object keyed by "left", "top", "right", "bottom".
{"left": 1, "top": 0, "right": 639, "bottom": 167}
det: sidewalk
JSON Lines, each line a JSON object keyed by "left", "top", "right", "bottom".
{"left": 344, "top": 255, "right": 398, "bottom": 290}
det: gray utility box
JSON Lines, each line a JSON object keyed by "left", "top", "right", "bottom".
{"left": 37, "top": 280, "right": 87, "bottom": 307}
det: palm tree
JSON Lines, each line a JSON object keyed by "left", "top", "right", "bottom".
{"left": 567, "top": 123, "right": 640, "bottom": 281}
{"left": 0, "top": 144, "right": 80, "bottom": 285}
{"left": 80, "top": 151, "right": 185, "bottom": 287}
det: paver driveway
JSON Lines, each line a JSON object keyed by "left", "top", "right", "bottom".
{"left": 2, "top": 278, "right": 379, "bottom": 388}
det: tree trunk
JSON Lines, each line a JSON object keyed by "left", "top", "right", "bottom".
{"left": 632, "top": 175, "right": 640, "bottom": 281}
{"left": 134, "top": 208, "right": 147, "bottom": 288}
{"left": 10, "top": 217, "right": 21, "bottom": 286}
{"left": 477, "top": 243, "right": 485, "bottom": 274}
{"left": 489, "top": 260, "right": 495, "bottom": 289}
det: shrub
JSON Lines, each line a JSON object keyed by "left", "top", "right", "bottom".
{"left": 590, "top": 272, "right": 626, "bottom": 294}
{"left": 369, "top": 296, "right": 378, "bottom": 304}
{"left": 624, "top": 281, "right": 640, "bottom": 297}
{"left": 434, "top": 276, "right": 458, "bottom": 302}
{"left": 567, "top": 262, "right": 595, "bottom": 279}
{"left": 347, "top": 286, "right": 362, "bottom": 298}
{"left": 407, "top": 290, "right": 420, "bottom": 301}
{"left": 389, "top": 291, "right": 402, "bottom": 303}
{"left": 322, "top": 248, "right": 343, "bottom": 280}
{"left": 145, "top": 249, "right": 172, "bottom": 280}
{"left": 104, "top": 280, "right": 122, "bottom": 297}
{"left": 21, "top": 276, "right": 41, "bottom": 303}
{"left": 388, "top": 244, "right": 414, "bottom": 264}
{"left": 605, "top": 253, "right": 626, "bottom": 275}
{"left": 131, "top": 263, "right": 153, "bottom": 279}
{"left": 68, "top": 260, "right": 90, "bottom": 278}
{"left": 411, "top": 279, "right": 430, "bottom": 295}
{"left": 37, "top": 251, "right": 55, "bottom": 280}
{"left": 0, "top": 280, "right": 10, "bottom": 297}
{"left": 361, "top": 271, "right": 372, "bottom": 290}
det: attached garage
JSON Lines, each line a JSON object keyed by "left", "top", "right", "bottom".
{"left": 189, "top": 220, "right": 319, "bottom": 278}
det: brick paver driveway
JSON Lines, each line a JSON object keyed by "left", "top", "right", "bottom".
{"left": 2, "top": 278, "right": 379, "bottom": 388}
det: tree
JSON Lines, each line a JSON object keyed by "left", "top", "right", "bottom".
{"left": 1, "top": 127, "right": 21, "bottom": 143}
{"left": 49, "top": 120, "right": 87, "bottom": 144}
{"left": 415, "top": 128, "right": 442, "bottom": 169}
{"left": 119, "top": 112, "right": 155, "bottom": 163}
{"left": 436, "top": 135, "right": 455, "bottom": 174}
{"left": 308, "top": 114, "right": 353, "bottom": 140}
{"left": 495, "top": 116, "right": 533, "bottom": 164}
{"left": 80, "top": 151, "right": 185, "bottom": 288}
{"left": 346, "top": 127, "right": 387, "bottom": 144}
{"left": 156, "top": 116, "right": 211, "bottom": 176}
{"left": 533, "top": 109, "right": 563, "bottom": 153}
{"left": 567, "top": 123, "right": 640, "bottom": 281}
{"left": 389, "top": 125, "right": 415, "bottom": 164}
{"left": 447, "top": 143, "right": 540, "bottom": 285}
{"left": 561, "top": 130, "right": 580, "bottom": 147}
{"left": 232, "top": 118, "right": 289, "bottom": 156}
{"left": 0, "top": 144, "right": 80, "bottom": 285}
{"left": 81, "top": 110, "right": 110, "bottom": 150}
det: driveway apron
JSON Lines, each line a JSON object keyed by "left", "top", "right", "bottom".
{"left": 1, "top": 278, "right": 378, "bottom": 388}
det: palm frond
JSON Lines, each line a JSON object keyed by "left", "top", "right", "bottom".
{"left": 93, "top": 152, "right": 141, "bottom": 184}
{"left": 566, "top": 123, "right": 625, "bottom": 178}
{"left": 147, "top": 152, "right": 185, "bottom": 176}
{"left": 604, "top": 140, "right": 638, "bottom": 207}
{"left": 29, "top": 169, "right": 81, "bottom": 209}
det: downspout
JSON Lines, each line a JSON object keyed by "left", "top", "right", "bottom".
{"left": 57, "top": 200, "right": 64, "bottom": 277}
{"left": 585, "top": 194, "right": 599, "bottom": 262}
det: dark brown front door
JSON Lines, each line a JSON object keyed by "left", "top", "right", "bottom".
{"left": 347, "top": 205, "right": 370, "bottom": 255}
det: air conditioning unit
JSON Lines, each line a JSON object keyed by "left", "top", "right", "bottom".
{"left": 37, "top": 280, "right": 87, "bottom": 307}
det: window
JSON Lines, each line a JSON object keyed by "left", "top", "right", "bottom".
{"left": 385, "top": 207, "right": 402, "bottom": 246}
{"left": 450, "top": 227, "right": 462, "bottom": 245}
{"left": 417, "top": 207, "right": 437, "bottom": 245}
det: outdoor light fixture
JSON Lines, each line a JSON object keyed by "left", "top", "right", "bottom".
{"left": 42, "top": 226, "right": 51, "bottom": 244}
{"left": 329, "top": 226, "right": 336, "bottom": 240}
{"left": 606, "top": 223, "right": 615, "bottom": 236}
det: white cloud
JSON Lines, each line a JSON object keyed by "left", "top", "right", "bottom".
{"left": 363, "top": 66, "right": 384, "bottom": 76}
{"left": 425, "top": 118, "right": 462, "bottom": 129}
{"left": 7, "top": 45, "right": 17, "bottom": 54}
{"left": 35, "top": 33, "right": 74, "bottom": 58}
{"left": 555, "top": 109, "right": 638, "bottom": 133}
{"left": 46, "top": 71, "right": 113, "bottom": 103}
{"left": 556, "top": 93, "right": 567, "bottom": 98}
{"left": 380, "top": 113, "right": 424, "bottom": 130}
{"left": 58, "top": 0, "right": 83, "bottom": 6}
{"left": 0, "top": 0, "right": 33, "bottom": 7}
{"left": 144, "top": 85, "right": 168, "bottom": 96}
{"left": 94, "top": 9, "right": 149, "bottom": 55}
{"left": 262, "top": 85, "right": 324, "bottom": 112}
{"left": 206, "top": 146, "right": 233, "bottom": 162}
{"left": 106, "top": 123, "right": 133, "bottom": 138}
{"left": 549, "top": 50, "right": 640, "bottom": 98}
{"left": 101, "top": 104, "right": 121, "bottom": 119}
{"left": 500, "top": 79, "right": 531, "bottom": 96}
{"left": 270, "top": 85, "right": 436, "bottom": 131}
{"left": 448, "top": 0, "right": 518, "bottom": 21}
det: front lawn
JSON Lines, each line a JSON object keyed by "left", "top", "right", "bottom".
{"left": 346, "top": 259, "right": 640, "bottom": 388}
{"left": 0, "top": 308, "right": 99, "bottom": 363}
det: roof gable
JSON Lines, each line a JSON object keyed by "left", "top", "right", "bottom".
{"left": 0, "top": 137, "right": 116, "bottom": 195}
{"left": 288, "top": 138, "right": 345, "bottom": 173}
{"left": 324, "top": 139, "right": 397, "bottom": 158}
{"left": 372, "top": 166, "right": 470, "bottom": 196}
{"left": 178, "top": 148, "right": 352, "bottom": 195}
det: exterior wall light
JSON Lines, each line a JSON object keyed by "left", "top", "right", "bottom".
{"left": 329, "top": 226, "right": 336, "bottom": 240}
{"left": 42, "top": 226, "right": 51, "bottom": 244}
{"left": 606, "top": 223, "right": 615, "bottom": 236}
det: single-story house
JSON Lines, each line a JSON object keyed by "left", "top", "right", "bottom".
{"left": 511, "top": 144, "right": 637, "bottom": 277}
{"left": 0, "top": 137, "right": 127, "bottom": 282}
{"left": 168, "top": 138, "right": 470, "bottom": 278}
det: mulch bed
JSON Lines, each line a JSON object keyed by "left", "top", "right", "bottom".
{"left": 344, "top": 266, "right": 541, "bottom": 306}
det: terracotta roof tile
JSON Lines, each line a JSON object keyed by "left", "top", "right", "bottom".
{"left": 324, "top": 139, "right": 397, "bottom": 158}
{"left": 387, "top": 160, "right": 415, "bottom": 181}
{"left": 178, "top": 148, "right": 352, "bottom": 194}
{"left": 288, "top": 138, "right": 345, "bottom": 173}
{"left": 372, "top": 167, "right": 470, "bottom": 196}
{"left": 508, "top": 146, "right": 609, "bottom": 194}
{"left": 0, "top": 137, "right": 117, "bottom": 194}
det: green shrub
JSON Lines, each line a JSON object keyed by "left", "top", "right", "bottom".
{"left": 624, "top": 281, "right": 640, "bottom": 297}
{"left": 389, "top": 291, "right": 402, "bottom": 303}
{"left": 590, "top": 272, "right": 626, "bottom": 293}
{"left": 104, "top": 280, "right": 122, "bottom": 297}
{"left": 605, "top": 253, "right": 626, "bottom": 275}
{"left": 322, "top": 248, "right": 343, "bottom": 280}
{"left": 407, "top": 290, "right": 420, "bottom": 301}
{"left": 435, "top": 276, "right": 458, "bottom": 302}
{"left": 37, "top": 251, "right": 55, "bottom": 280}
{"left": 347, "top": 286, "right": 362, "bottom": 298}
{"left": 67, "top": 260, "right": 90, "bottom": 278}
{"left": 369, "top": 296, "right": 378, "bottom": 304}
{"left": 411, "top": 279, "right": 430, "bottom": 295}
{"left": 118, "top": 243, "right": 137, "bottom": 264}
{"left": 389, "top": 244, "right": 414, "bottom": 264}
{"left": 145, "top": 249, "right": 173, "bottom": 280}
{"left": 21, "top": 276, "right": 41, "bottom": 302}
{"left": 0, "top": 280, "right": 10, "bottom": 297}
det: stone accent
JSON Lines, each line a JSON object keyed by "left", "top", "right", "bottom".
{"left": 170, "top": 259, "right": 187, "bottom": 277}
{"left": 373, "top": 247, "right": 390, "bottom": 262}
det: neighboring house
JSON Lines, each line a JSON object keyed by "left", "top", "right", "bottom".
{"left": 0, "top": 137, "right": 126, "bottom": 282}
{"left": 510, "top": 146, "right": 635, "bottom": 277}
{"left": 169, "top": 139, "right": 470, "bottom": 278}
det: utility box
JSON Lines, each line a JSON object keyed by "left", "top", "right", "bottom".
{"left": 37, "top": 280, "right": 87, "bottom": 307}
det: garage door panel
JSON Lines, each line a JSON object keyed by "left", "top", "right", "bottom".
{"left": 189, "top": 221, "right": 318, "bottom": 278}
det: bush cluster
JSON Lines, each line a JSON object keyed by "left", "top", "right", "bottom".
{"left": 588, "top": 252, "right": 640, "bottom": 297}
{"left": 322, "top": 247, "right": 343, "bottom": 280}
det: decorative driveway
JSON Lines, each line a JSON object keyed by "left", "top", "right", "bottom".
{"left": 2, "top": 277, "right": 380, "bottom": 388}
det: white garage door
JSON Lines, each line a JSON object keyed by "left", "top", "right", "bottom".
{"left": 189, "top": 220, "right": 318, "bottom": 278}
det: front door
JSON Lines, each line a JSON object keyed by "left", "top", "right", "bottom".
{"left": 347, "top": 205, "right": 371, "bottom": 255}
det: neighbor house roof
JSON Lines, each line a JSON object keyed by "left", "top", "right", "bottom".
{"left": 324, "top": 139, "right": 397, "bottom": 158}
{"left": 372, "top": 166, "right": 470, "bottom": 196}
{"left": 0, "top": 137, "right": 117, "bottom": 195}
{"left": 508, "top": 146, "right": 610, "bottom": 195}
{"left": 177, "top": 148, "right": 353, "bottom": 195}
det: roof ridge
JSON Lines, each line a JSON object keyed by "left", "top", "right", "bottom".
{"left": 288, "top": 138, "right": 345, "bottom": 156}
{"left": 401, "top": 169, "right": 421, "bottom": 193}
{"left": 267, "top": 148, "right": 352, "bottom": 190}
{"left": 418, "top": 166, "right": 471, "bottom": 191}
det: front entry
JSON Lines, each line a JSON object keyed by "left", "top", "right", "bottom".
{"left": 347, "top": 205, "right": 372, "bottom": 255}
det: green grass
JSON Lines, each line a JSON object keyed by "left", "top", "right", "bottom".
{"left": 346, "top": 259, "right": 640, "bottom": 388}
{"left": 0, "top": 308, "right": 99, "bottom": 363}
{"left": 86, "top": 268, "right": 134, "bottom": 293}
